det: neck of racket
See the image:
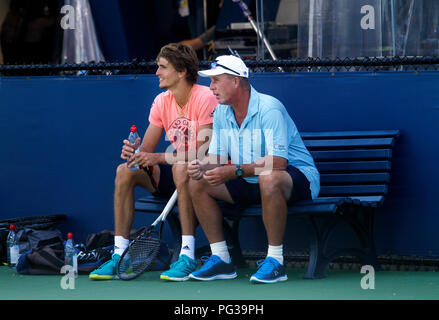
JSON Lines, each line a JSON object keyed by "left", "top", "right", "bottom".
{"left": 151, "top": 190, "right": 178, "bottom": 227}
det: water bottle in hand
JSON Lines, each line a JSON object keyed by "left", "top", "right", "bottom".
{"left": 127, "top": 125, "right": 141, "bottom": 170}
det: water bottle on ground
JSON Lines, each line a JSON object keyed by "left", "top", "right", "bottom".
{"left": 127, "top": 125, "right": 141, "bottom": 170}
{"left": 64, "top": 232, "right": 78, "bottom": 278}
{"left": 7, "top": 224, "right": 19, "bottom": 268}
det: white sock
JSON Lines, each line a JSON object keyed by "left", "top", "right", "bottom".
{"left": 210, "top": 241, "right": 230, "bottom": 264}
{"left": 114, "top": 236, "right": 130, "bottom": 256}
{"left": 179, "top": 235, "right": 195, "bottom": 260}
{"left": 267, "top": 244, "right": 284, "bottom": 265}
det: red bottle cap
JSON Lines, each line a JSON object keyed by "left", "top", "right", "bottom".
{"left": 67, "top": 232, "right": 74, "bottom": 239}
{"left": 130, "top": 125, "right": 137, "bottom": 133}
{"left": 9, "top": 224, "right": 15, "bottom": 231}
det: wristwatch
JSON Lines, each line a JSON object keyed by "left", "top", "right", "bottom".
{"left": 235, "top": 164, "right": 243, "bottom": 178}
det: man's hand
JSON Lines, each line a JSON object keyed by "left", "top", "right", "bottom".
{"left": 203, "top": 165, "right": 235, "bottom": 186}
{"left": 128, "top": 151, "right": 161, "bottom": 168}
{"left": 121, "top": 137, "right": 141, "bottom": 160}
{"left": 188, "top": 159, "right": 204, "bottom": 180}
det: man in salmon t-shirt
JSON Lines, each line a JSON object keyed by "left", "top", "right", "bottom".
{"left": 89, "top": 43, "right": 217, "bottom": 281}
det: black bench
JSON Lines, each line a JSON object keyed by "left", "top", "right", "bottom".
{"left": 135, "top": 130, "right": 400, "bottom": 279}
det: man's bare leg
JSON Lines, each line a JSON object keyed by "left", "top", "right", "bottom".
{"left": 114, "top": 163, "right": 159, "bottom": 239}
{"left": 258, "top": 171, "right": 292, "bottom": 265}
{"left": 188, "top": 178, "right": 234, "bottom": 244}
{"left": 172, "top": 163, "right": 196, "bottom": 235}
{"left": 188, "top": 178, "right": 235, "bottom": 265}
{"left": 172, "top": 163, "right": 198, "bottom": 259}
{"left": 89, "top": 163, "right": 160, "bottom": 279}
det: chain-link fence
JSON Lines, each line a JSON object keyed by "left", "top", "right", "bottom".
{"left": 1, "top": 56, "right": 439, "bottom": 76}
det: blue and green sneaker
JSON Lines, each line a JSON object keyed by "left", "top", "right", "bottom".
{"left": 160, "top": 254, "right": 197, "bottom": 281}
{"left": 89, "top": 254, "right": 121, "bottom": 280}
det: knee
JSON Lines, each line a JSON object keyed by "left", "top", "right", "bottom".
{"left": 258, "top": 173, "right": 284, "bottom": 197}
{"left": 188, "top": 177, "right": 207, "bottom": 197}
{"left": 115, "top": 163, "right": 134, "bottom": 187}
{"left": 172, "top": 163, "right": 190, "bottom": 190}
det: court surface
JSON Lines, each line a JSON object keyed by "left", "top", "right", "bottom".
{"left": 1, "top": 266, "right": 438, "bottom": 300}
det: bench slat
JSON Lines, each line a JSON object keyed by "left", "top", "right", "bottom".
{"left": 227, "top": 196, "right": 385, "bottom": 212}
{"left": 294, "top": 196, "right": 384, "bottom": 206}
{"left": 344, "top": 195, "right": 384, "bottom": 203}
{"left": 320, "top": 173, "right": 390, "bottom": 184}
{"left": 231, "top": 203, "right": 339, "bottom": 216}
{"left": 136, "top": 195, "right": 385, "bottom": 216}
{"left": 310, "top": 149, "right": 392, "bottom": 161}
{"left": 301, "top": 130, "right": 400, "bottom": 139}
{"left": 316, "top": 161, "right": 391, "bottom": 172}
{"left": 304, "top": 138, "right": 395, "bottom": 149}
{"left": 319, "top": 185, "right": 388, "bottom": 196}
{"left": 290, "top": 203, "right": 339, "bottom": 215}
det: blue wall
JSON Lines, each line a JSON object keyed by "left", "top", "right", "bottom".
{"left": 0, "top": 72, "right": 438, "bottom": 257}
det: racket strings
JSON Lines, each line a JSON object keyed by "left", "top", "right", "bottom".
{"left": 118, "top": 233, "right": 161, "bottom": 278}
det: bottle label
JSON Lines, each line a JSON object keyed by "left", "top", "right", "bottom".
{"left": 10, "top": 245, "right": 19, "bottom": 264}
{"left": 73, "top": 254, "right": 78, "bottom": 271}
{"left": 128, "top": 147, "right": 140, "bottom": 170}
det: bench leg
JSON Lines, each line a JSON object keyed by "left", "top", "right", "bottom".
{"left": 303, "top": 215, "right": 338, "bottom": 279}
{"left": 344, "top": 206, "right": 381, "bottom": 271}
{"left": 303, "top": 207, "right": 381, "bottom": 279}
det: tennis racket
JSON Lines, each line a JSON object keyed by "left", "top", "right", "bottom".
{"left": 116, "top": 190, "right": 178, "bottom": 280}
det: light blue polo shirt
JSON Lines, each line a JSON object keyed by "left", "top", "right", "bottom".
{"left": 208, "top": 86, "right": 320, "bottom": 199}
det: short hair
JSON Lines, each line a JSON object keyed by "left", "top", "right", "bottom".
{"left": 156, "top": 43, "right": 199, "bottom": 84}
{"left": 226, "top": 74, "right": 250, "bottom": 91}
{"left": 239, "top": 77, "right": 250, "bottom": 90}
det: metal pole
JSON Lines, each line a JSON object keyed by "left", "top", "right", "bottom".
{"left": 260, "top": 0, "right": 265, "bottom": 60}
{"left": 402, "top": 0, "right": 415, "bottom": 57}
{"left": 391, "top": 0, "right": 396, "bottom": 57}
{"left": 203, "top": 0, "right": 207, "bottom": 60}
{"left": 308, "top": 0, "right": 315, "bottom": 58}
{"left": 248, "top": 19, "right": 278, "bottom": 61}
{"left": 255, "top": 0, "right": 261, "bottom": 59}
{"left": 232, "top": 0, "right": 282, "bottom": 71}
{"left": 203, "top": 0, "right": 207, "bottom": 34}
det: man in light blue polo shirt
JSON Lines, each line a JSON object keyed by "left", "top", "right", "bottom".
{"left": 187, "top": 55, "right": 320, "bottom": 283}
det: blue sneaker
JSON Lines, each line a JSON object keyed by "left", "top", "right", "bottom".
{"left": 89, "top": 254, "right": 121, "bottom": 280}
{"left": 160, "top": 254, "right": 197, "bottom": 281}
{"left": 189, "top": 255, "right": 237, "bottom": 281}
{"left": 250, "top": 257, "right": 288, "bottom": 284}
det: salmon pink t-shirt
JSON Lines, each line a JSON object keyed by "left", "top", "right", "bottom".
{"left": 148, "top": 84, "right": 217, "bottom": 152}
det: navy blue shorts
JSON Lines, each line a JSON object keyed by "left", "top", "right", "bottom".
{"left": 225, "top": 165, "right": 312, "bottom": 207}
{"left": 144, "top": 164, "right": 176, "bottom": 199}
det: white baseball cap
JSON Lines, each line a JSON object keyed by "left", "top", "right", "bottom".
{"left": 198, "top": 55, "right": 249, "bottom": 78}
